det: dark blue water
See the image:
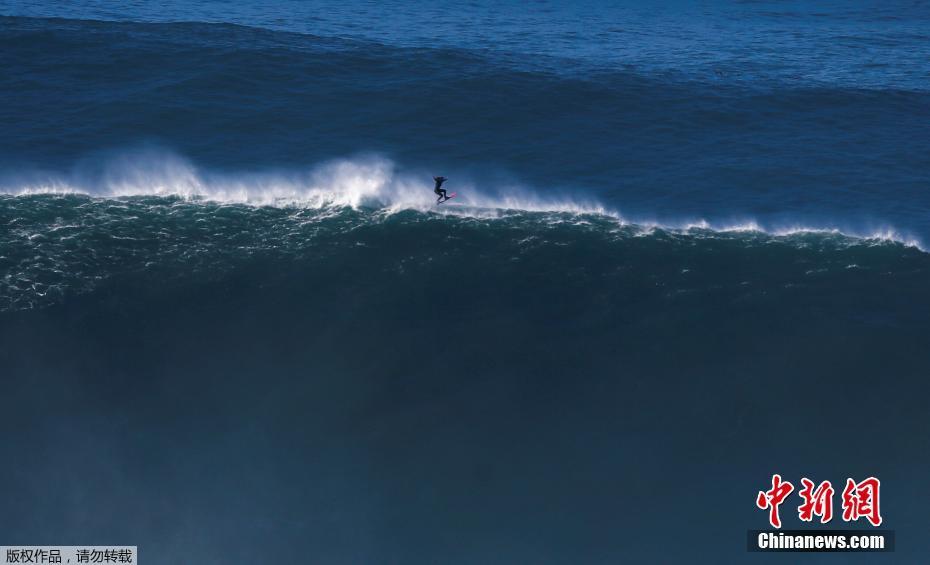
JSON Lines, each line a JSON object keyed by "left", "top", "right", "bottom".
{"left": 1, "top": 2, "right": 929, "bottom": 563}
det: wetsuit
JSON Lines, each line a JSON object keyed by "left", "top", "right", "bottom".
{"left": 434, "top": 176, "right": 448, "bottom": 203}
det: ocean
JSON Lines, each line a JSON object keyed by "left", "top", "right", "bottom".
{"left": 1, "top": 1, "right": 928, "bottom": 563}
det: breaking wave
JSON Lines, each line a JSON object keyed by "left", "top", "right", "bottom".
{"left": 2, "top": 159, "right": 928, "bottom": 312}
{"left": 0, "top": 152, "right": 922, "bottom": 249}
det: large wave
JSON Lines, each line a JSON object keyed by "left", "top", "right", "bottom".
{"left": 2, "top": 152, "right": 927, "bottom": 313}
{"left": 0, "top": 151, "right": 922, "bottom": 249}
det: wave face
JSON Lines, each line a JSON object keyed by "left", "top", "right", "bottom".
{"left": 3, "top": 7, "right": 930, "bottom": 564}
{"left": 3, "top": 192, "right": 928, "bottom": 312}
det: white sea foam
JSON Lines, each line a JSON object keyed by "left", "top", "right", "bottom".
{"left": 0, "top": 151, "right": 923, "bottom": 250}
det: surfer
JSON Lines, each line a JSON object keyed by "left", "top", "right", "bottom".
{"left": 433, "top": 176, "right": 449, "bottom": 203}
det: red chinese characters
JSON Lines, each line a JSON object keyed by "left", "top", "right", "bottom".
{"left": 757, "top": 474, "right": 883, "bottom": 528}
{"left": 841, "top": 477, "right": 882, "bottom": 526}
{"left": 756, "top": 474, "right": 794, "bottom": 528}
{"left": 797, "top": 478, "right": 834, "bottom": 524}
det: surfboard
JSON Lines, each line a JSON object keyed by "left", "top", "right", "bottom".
{"left": 438, "top": 192, "right": 457, "bottom": 204}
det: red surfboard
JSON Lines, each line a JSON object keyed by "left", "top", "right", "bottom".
{"left": 438, "top": 192, "right": 457, "bottom": 204}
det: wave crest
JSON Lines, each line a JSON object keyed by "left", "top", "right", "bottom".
{"left": 0, "top": 150, "right": 922, "bottom": 249}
